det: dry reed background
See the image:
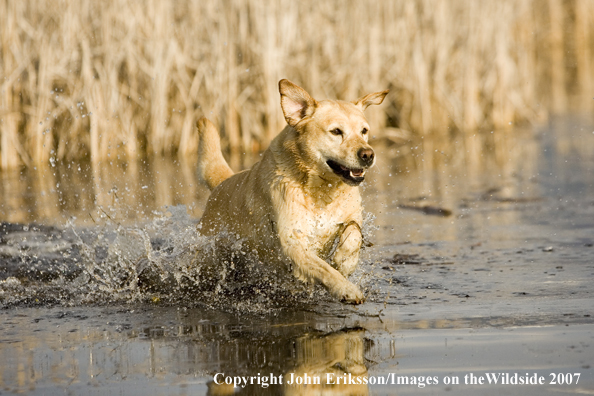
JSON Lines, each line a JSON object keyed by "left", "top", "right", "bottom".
{"left": 1, "top": 0, "right": 593, "bottom": 170}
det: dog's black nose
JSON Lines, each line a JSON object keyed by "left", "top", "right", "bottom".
{"left": 358, "top": 148, "right": 375, "bottom": 164}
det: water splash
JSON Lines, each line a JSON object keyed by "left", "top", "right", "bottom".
{"left": 0, "top": 206, "right": 329, "bottom": 313}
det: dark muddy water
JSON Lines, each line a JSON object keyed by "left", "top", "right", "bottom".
{"left": 0, "top": 116, "right": 593, "bottom": 395}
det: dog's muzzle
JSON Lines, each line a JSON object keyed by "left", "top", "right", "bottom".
{"left": 326, "top": 159, "right": 367, "bottom": 186}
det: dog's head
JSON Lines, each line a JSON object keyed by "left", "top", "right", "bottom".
{"left": 279, "top": 79, "right": 388, "bottom": 186}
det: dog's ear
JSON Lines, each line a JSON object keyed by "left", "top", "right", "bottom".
{"left": 279, "top": 79, "right": 317, "bottom": 127}
{"left": 353, "top": 90, "right": 389, "bottom": 111}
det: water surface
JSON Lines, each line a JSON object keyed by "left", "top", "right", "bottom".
{"left": 0, "top": 116, "right": 593, "bottom": 394}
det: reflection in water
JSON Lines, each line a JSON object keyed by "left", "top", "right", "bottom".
{"left": 363, "top": 127, "right": 541, "bottom": 245}
{"left": 1, "top": 120, "right": 583, "bottom": 232}
{"left": 2, "top": 307, "right": 592, "bottom": 395}
{"left": 208, "top": 328, "right": 369, "bottom": 396}
{"left": 283, "top": 329, "right": 368, "bottom": 396}
{"left": 0, "top": 157, "right": 211, "bottom": 225}
{"left": 0, "top": 308, "right": 378, "bottom": 395}
{"left": 366, "top": 116, "right": 594, "bottom": 245}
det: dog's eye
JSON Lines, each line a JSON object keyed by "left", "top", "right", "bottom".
{"left": 361, "top": 128, "right": 368, "bottom": 135}
{"left": 330, "top": 128, "right": 343, "bottom": 136}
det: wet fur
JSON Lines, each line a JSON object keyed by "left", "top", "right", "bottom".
{"left": 197, "top": 79, "right": 388, "bottom": 304}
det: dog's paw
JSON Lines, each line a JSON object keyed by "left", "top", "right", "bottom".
{"left": 331, "top": 282, "right": 365, "bottom": 305}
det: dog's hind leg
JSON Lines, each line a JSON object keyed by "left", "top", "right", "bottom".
{"left": 197, "top": 117, "right": 234, "bottom": 190}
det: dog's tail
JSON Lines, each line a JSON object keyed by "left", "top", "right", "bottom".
{"left": 197, "top": 117, "right": 234, "bottom": 190}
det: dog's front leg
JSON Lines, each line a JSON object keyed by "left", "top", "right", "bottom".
{"left": 279, "top": 228, "right": 365, "bottom": 304}
{"left": 332, "top": 221, "right": 362, "bottom": 277}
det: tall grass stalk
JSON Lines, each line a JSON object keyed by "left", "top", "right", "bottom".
{"left": 1, "top": 0, "right": 593, "bottom": 169}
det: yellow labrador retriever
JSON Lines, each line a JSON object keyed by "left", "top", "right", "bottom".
{"left": 197, "top": 79, "right": 388, "bottom": 304}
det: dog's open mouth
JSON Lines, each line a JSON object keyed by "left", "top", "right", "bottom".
{"left": 326, "top": 160, "right": 366, "bottom": 185}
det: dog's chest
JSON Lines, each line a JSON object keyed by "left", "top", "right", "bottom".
{"left": 307, "top": 210, "right": 339, "bottom": 241}
{"left": 302, "top": 199, "right": 356, "bottom": 252}
{"left": 272, "top": 177, "right": 360, "bottom": 252}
